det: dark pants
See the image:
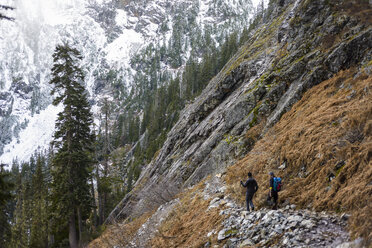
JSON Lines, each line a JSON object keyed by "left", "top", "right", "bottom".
{"left": 271, "top": 190, "right": 278, "bottom": 209}
{"left": 246, "top": 193, "right": 255, "bottom": 211}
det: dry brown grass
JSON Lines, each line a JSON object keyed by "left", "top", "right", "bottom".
{"left": 150, "top": 180, "right": 224, "bottom": 248}
{"left": 90, "top": 179, "right": 224, "bottom": 248}
{"left": 321, "top": 34, "right": 338, "bottom": 51}
{"left": 320, "top": 1, "right": 372, "bottom": 53}
{"left": 88, "top": 211, "right": 154, "bottom": 248}
{"left": 332, "top": 0, "right": 372, "bottom": 25}
{"left": 226, "top": 68, "right": 372, "bottom": 242}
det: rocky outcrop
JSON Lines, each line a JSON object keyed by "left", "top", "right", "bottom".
{"left": 10, "top": 81, "right": 33, "bottom": 100}
{"left": 0, "top": 92, "right": 13, "bottom": 117}
{"left": 106, "top": 0, "right": 372, "bottom": 224}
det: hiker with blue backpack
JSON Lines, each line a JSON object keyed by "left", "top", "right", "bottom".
{"left": 240, "top": 172, "right": 259, "bottom": 212}
{"left": 269, "top": 172, "right": 282, "bottom": 210}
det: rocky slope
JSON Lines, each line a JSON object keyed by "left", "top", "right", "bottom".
{"left": 106, "top": 0, "right": 372, "bottom": 227}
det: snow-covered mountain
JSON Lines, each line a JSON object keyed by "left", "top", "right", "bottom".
{"left": 0, "top": 0, "right": 255, "bottom": 167}
{"left": 0, "top": 0, "right": 107, "bottom": 165}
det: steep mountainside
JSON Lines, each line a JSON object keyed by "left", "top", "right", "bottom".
{"left": 99, "top": 0, "right": 372, "bottom": 246}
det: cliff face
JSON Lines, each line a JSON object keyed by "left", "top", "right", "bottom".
{"left": 106, "top": 0, "right": 371, "bottom": 230}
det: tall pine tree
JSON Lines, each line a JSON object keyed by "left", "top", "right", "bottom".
{"left": 30, "top": 155, "right": 49, "bottom": 247}
{"left": 49, "top": 43, "right": 95, "bottom": 248}
{"left": 9, "top": 163, "right": 32, "bottom": 248}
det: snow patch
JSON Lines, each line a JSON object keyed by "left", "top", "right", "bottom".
{"left": 251, "top": 0, "right": 269, "bottom": 9}
{"left": 105, "top": 29, "right": 143, "bottom": 67}
{"left": 0, "top": 104, "right": 62, "bottom": 168}
{"left": 115, "top": 9, "right": 128, "bottom": 27}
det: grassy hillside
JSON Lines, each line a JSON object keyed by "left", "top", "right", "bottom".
{"left": 225, "top": 67, "right": 372, "bottom": 242}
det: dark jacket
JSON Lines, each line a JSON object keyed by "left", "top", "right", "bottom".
{"left": 241, "top": 178, "right": 258, "bottom": 195}
{"left": 270, "top": 177, "right": 274, "bottom": 189}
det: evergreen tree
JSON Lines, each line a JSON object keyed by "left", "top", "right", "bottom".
{"left": 49, "top": 43, "right": 95, "bottom": 248}
{"left": 20, "top": 167, "right": 32, "bottom": 247}
{"left": 29, "top": 155, "right": 48, "bottom": 247}
{"left": 0, "top": 164, "right": 13, "bottom": 247}
{"left": 96, "top": 98, "right": 112, "bottom": 226}
{"left": 9, "top": 163, "right": 31, "bottom": 248}
{"left": 200, "top": 53, "right": 213, "bottom": 89}
{"left": 113, "top": 114, "right": 124, "bottom": 147}
{"left": 239, "top": 27, "right": 250, "bottom": 46}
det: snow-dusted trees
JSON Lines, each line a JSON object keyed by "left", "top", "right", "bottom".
{"left": 49, "top": 43, "right": 95, "bottom": 248}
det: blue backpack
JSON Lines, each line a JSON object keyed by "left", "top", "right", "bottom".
{"left": 273, "top": 177, "right": 282, "bottom": 192}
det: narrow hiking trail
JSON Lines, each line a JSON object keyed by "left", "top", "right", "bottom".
{"left": 202, "top": 176, "right": 356, "bottom": 248}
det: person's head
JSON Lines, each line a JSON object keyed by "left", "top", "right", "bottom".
{"left": 269, "top": 171, "right": 275, "bottom": 177}
{"left": 248, "top": 172, "right": 252, "bottom": 177}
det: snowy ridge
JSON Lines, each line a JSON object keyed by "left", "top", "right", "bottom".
{"left": 0, "top": 0, "right": 256, "bottom": 168}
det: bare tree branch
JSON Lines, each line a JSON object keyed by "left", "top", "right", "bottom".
{"left": 0, "top": 5, "right": 15, "bottom": 21}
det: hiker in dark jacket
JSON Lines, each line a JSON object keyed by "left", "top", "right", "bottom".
{"left": 269, "top": 172, "right": 278, "bottom": 210}
{"left": 240, "top": 172, "right": 259, "bottom": 211}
